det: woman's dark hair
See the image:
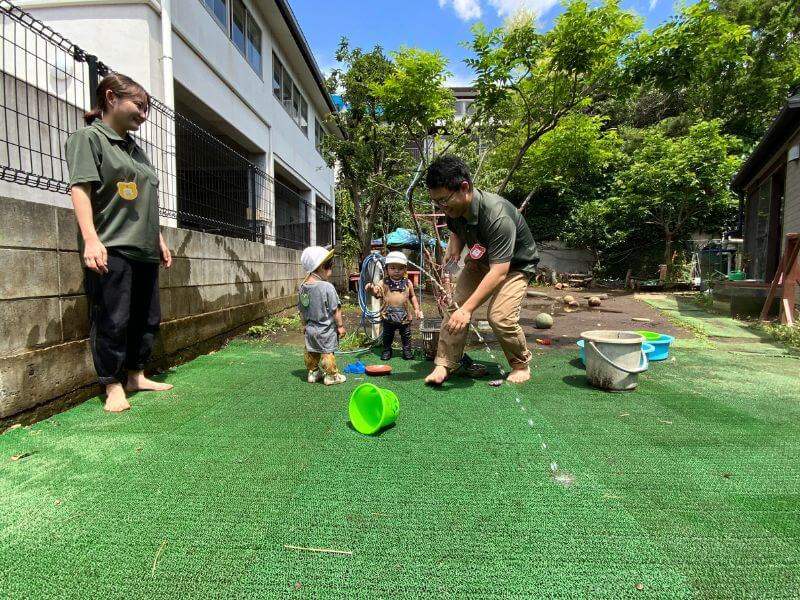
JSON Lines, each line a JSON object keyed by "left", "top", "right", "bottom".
{"left": 425, "top": 155, "right": 473, "bottom": 191}
{"left": 83, "top": 73, "right": 151, "bottom": 125}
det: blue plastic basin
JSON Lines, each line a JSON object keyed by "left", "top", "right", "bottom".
{"left": 645, "top": 334, "right": 675, "bottom": 361}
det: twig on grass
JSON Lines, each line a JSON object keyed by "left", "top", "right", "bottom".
{"left": 151, "top": 539, "right": 168, "bottom": 576}
{"left": 284, "top": 544, "right": 353, "bottom": 556}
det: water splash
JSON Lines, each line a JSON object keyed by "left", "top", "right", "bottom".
{"left": 407, "top": 259, "right": 572, "bottom": 487}
{"left": 550, "top": 461, "right": 576, "bottom": 487}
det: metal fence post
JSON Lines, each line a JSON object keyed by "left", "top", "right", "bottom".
{"left": 248, "top": 165, "right": 257, "bottom": 242}
{"left": 87, "top": 54, "right": 99, "bottom": 106}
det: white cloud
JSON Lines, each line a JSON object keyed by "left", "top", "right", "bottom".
{"left": 649, "top": 0, "right": 658, "bottom": 9}
{"left": 444, "top": 70, "right": 476, "bottom": 88}
{"left": 439, "top": 0, "right": 482, "bottom": 21}
{"left": 487, "top": 0, "right": 559, "bottom": 18}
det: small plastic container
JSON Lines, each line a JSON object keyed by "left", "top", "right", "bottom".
{"left": 644, "top": 334, "right": 675, "bottom": 361}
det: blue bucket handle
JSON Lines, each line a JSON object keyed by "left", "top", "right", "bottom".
{"left": 588, "top": 341, "right": 649, "bottom": 374}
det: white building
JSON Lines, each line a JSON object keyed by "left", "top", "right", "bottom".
{"left": 10, "top": 0, "right": 338, "bottom": 248}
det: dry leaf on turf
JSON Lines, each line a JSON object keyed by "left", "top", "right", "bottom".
{"left": 635, "top": 583, "right": 645, "bottom": 591}
{"left": 54, "top": 499, "right": 62, "bottom": 506}
{"left": 294, "top": 581, "right": 302, "bottom": 590}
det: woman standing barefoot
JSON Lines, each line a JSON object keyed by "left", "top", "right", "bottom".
{"left": 66, "top": 73, "right": 173, "bottom": 412}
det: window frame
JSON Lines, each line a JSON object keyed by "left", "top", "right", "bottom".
{"left": 200, "top": 0, "right": 261, "bottom": 77}
{"left": 272, "top": 53, "right": 311, "bottom": 137}
{"left": 200, "top": 0, "right": 229, "bottom": 33}
{"left": 315, "top": 118, "right": 326, "bottom": 155}
{"left": 245, "top": 11, "right": 263, "bottom": 75}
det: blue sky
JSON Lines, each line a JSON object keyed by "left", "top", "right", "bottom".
{"left": 290, "top": 0, "right": 697, "bottom": 86}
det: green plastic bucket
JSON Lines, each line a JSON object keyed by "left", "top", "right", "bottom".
{"left": 635, "top": 330, "right": 662, "bottom": 342}
{"left": 348, "top": 383, "right": 399, "bottom": 435}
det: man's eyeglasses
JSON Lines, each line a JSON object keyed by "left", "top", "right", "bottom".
{"left": 431, "top": 189, "right": 457, "bottom": 208}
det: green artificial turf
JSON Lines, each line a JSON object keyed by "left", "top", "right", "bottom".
{"left": 2, "top": 340, "right": 799, "bottom": 598}
{"left": 637, "top": 295, "right": 769, "bottom": 340}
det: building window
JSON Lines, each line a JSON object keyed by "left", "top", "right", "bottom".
{"left": 315, "top": 118, "right": 326, "bottom": 154}
{"left": 272, "top": 53, "right": 310, "bottom": 137}
{"left": 202, "top": 0, "right": 228, "bottom": 29}
{"left": 231, "top": 0, "right": 246, "bottom": 54}
{"left": 200, "top": 0, "right": 261, "bottom": 76}
{"left": 272, "top": 59, "right": 283, "bottom": 98}
{"left": 299, "top": 97, "right": 308, "bottom": 135}
{"left": 246, "top": 14, "right": 262, "bottom": 74}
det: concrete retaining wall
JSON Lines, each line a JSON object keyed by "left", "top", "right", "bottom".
{"left": 537, "top": 240, "right": 594, "bottom": 274}
{"left": 0, "top": 195, "right": 333, "bottom": 424}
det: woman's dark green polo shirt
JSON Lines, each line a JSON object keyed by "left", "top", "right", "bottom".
{"left": 65, "top": 120, "right": 160, "bottom": 263}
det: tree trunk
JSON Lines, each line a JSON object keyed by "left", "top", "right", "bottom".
{"left": 663, "top": 232, "right": 673, "bottom": 279}
{"left": 497, "top": 136, "right": 536, "bottom": 196}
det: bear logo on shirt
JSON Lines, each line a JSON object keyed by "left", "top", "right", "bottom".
{"left": 117, "top": 181, "right": 138, "bottom": 201}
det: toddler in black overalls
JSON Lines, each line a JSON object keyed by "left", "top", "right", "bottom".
{"left": 365, "top": 251, "right": 422, "bottom": 360}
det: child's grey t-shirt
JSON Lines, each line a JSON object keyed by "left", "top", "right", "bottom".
{"left": 298, "top": 280, "right": 341, "bottom": 353}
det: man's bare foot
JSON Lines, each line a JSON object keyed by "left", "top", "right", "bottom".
{"left": 506, "top": 367, "right": 531, "bottom": 384}
{"left": 104, "top": 383, "right": 130, "bottom": 412}
{"left": 126, "top": 371, "right": 174, "bottom": 392}
{"left": 425, "top": 366, "right": 450, "bottom": 386}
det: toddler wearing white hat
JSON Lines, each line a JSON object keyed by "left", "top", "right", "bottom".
{"left": 298, "top": 246, "right": 346, "bottom": 385}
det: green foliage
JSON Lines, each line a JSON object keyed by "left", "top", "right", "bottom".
{"left": 752, "top": 322, "right": 800, "bottom": 350}
{"left": 608, "top": 120, "right": 742, "bottom": 271}
{"left": 467, "top": 1, "right": 641, "bottom": 194}
{"left": 322, "top": 0, "right": 799, "bottom": 280}
{"left": 338, "top": 331, "right": 370, "bottom": 351}
{"left": 247, "top": 314, "right": 302, "bottom": 337}
{"left": 625, "top": 0, "right": 800, "bottom": 142}
{"left": 372, "top": 47, "right": 455, "bottom": 143}
{"left": 323, "top": 40, "right": 453, "bottom": 259}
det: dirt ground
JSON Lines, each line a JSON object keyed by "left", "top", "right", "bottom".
{"left": 321, "top": 286, "right": 689, "bottom": 357}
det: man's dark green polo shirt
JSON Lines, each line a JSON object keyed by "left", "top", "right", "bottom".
{"left": 65, "top": 120, "right": 161, "bottom": 263}
{"left": 445, "top": 188, "right": 539, "bottom": 276}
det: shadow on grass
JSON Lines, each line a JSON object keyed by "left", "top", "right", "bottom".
{"left": 568, "top": 357, "right": 584, "bottom": 370}
{"left": 345, "top": 420, "right": 397, "bottom": 437}
{"left": 561, "top": 374, "right": 591, "bottom": 389}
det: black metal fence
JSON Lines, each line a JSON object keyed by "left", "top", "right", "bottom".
{"left": 316, "top": 199, "right": 334, "bottom": 247}
{"left": 274, "top": 177, "right": 312, "bottom": 249}
{"left": 0, "top": 0, "right": 317, "bottom": 248}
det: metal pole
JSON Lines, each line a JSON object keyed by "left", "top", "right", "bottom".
{"left": 87, "top": 54, "right": 99, "bottom": 108}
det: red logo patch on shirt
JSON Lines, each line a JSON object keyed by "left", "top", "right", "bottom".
{"left": 469, "top": 243, "right": 486, "bottom": 260}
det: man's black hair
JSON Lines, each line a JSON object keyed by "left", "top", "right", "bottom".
{"left": 425, "top": 155, "right": 473, "bottom": 191}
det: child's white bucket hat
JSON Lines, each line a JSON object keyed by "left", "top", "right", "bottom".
{"left": 301, "top": 246, "right": 334, "bottom": 275}
{"left": 385, "top": 251, "right": 408, "bottom": 266}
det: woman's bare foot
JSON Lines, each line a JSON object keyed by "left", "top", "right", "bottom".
{"left": 506, "top": 367, "right": 531, "bottom": 384}
{"left": 425, "top": 366, "right": 450, "bottom": 386}
{"left": 104, "top": 383, "right": 130, "bottom": 412}
{"left": 126, "top": 371, "right": 174, "bottom": 392}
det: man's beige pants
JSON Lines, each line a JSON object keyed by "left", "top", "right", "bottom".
{"left": 435, "top": 261, "right": 532, "bottom": 371}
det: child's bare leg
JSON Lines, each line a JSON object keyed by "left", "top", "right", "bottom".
{"left": 304, "top": 351, "right": 321, "bottom": 371}
{"left": 305, "top": 351, "right": 324, "bottom": 382}
{"left": 321, "top": 353, "right": 345, "bottom": 385}
{"left": 320, "top": 353, "right": 338, "bottom": 375}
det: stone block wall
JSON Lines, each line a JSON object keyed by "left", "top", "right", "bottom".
{"left": 0, "top": 195, "right": 337, "bottom": 424}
